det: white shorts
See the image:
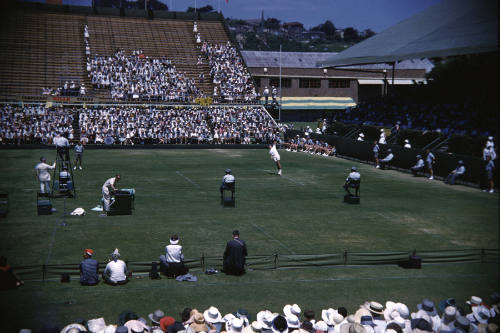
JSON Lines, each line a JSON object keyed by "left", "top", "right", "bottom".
{"left": 272, "top": 156, "right": 280, "bottom": 162}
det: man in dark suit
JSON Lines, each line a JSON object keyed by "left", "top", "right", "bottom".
{"left": 223, "top": 230, "right": 247, "bottom": 275}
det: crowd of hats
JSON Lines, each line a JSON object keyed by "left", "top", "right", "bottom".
{"left": 37, "top": 293, "right": 500, "bottom": 333}
{"left": 0, "top": 104, "right": 75, "bottom": 144}
{"left": 0, "top": 104, "right": 279, "bottom": 145}
{"left": 201, "top": 41, "right": 257, "bottom": 102}
{"left": 334, "top": 100, "right": 498, "bottom": 137}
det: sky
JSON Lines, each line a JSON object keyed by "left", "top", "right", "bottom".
{"left": 48, "top": 0, "right": 441, "bottom": 32}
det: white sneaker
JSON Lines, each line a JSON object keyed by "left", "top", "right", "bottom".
{"left": 483, "top": 189, "right": 488, "bottom": 192}
{"left": 286, "top": 149, "right": 290, "bottom": 151}
{"left": 376, "top": 165, "right": 380, "bottom": 169}
{"left": 278, "top": 170, "right": 282, "bottom": 175}
{"left": 79, "top": 166, "right": 82, "bottom": 170}
{"left": 428, "top": 176, "right": 434, "bottom": 180}
{"left": 73, "top": 166, "right": 76, "bottom": 170}
{"left": 489, "top": 189, "right": 494, "bottom": 193}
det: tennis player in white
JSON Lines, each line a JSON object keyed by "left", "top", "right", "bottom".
{"left": 269, "top": 141, "right": 282, "bottom": 175}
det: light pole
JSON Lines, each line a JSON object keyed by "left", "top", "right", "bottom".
{"left": 279, "top": 44, "right": 282, "bottom": 121}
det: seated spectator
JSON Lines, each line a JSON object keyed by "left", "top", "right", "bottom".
{"left": 445, "top": 160, "right": 466, "bottom": 185}
{"left": 103, "top": 248, "right": 128, "bottom": 285}
{"left": 79, "top": 248, "right": 99, "bottom": 286}
{"left": 410, "top": 155, "right": 425, "bottom": 176}
{"left": 343, "top": 166, "right": 361, "bottom": 196}
{"left": 79, "top": 83, "right": 86, "bottom": 96}
{"left": 379, "top": 149, "right": 394, "bottom": 169}
{"left": 0, "top": 256, "right": 24, "bottom": 290}
{"left": 159, "top": 235, "right": 188, "bottom": 278}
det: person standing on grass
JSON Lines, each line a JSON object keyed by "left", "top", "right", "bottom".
{"left": 484, "top": 155, "right": 495, "bottom": 193}
{"left": 74, "top": 142, "right": 84, "bottom": 170}
{"left": 426, "top": 149, "right": 436, "bottom": 180}
{"left": 269, "top": 141, "right": 282, "bottom": 176}
{"left": 373, "top": 141, "right": 380, "bottom": 168}
{"left": 102, "top": 174, "right": 120, "bottom": 212}
{"left": 223, "top": 230, "right": 247, "bottom": 276}
{"left": 35, "top": 156, "right": 56, "bottom": 194}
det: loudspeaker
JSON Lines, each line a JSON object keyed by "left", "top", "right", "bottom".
{"left": 37, "top": 199, "right": 52, "bottom": 215}
{"left": 344, "top": 195, "right": 360, "bottom": 204}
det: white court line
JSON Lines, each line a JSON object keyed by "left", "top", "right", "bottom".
{"left": 252, "top": 223, "right": 297, "bottom": 254}
{"left": 176, "top": 171, "right": 199, "bottom": 188}
{"left": 45, "top": 220, "right": 59, "bottom": 265}
{"left": 263, "top": 170, "right": 304, "bottom": 186}
{"left": 376, "top": 212, "right": 391, "bottom": 219}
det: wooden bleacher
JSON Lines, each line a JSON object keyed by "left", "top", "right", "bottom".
{"left": 0, "top": 12, "right": 86, "bottom": 97}
{"left": 0, "top": 8, "right": 233, "bottom": 100}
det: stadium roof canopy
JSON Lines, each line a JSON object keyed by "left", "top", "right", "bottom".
{"left": 321, "top": 0, "right": 498, "bottom": 68}
{"left": 242, "top": 51, "right": 434, "bottom": 72}
{"left": 242, "top": 51, "right": 336, "bottom": 68}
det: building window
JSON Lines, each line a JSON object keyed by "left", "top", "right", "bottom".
{"left": 299, "top": 79, "right": 321, "bottom": 88}
{"left": 254, "top": 78, "right": 261, "bottom": 88}
{"left": 328, "top": 79, "right": 350, "bottom": 88}
{"left": 269, "top": 78, "right": 291, "bottom": 88}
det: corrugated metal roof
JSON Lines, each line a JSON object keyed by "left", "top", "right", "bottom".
{"left": 242, "top": 51, "right": 434, "bottom": 72}
{"left": 241, "top": 51, "right": 336, "bottom": 68}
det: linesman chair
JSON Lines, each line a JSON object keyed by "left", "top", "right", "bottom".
{"left": 221, "top": 181, "right": 236, "bottom": 207}
{"left": 343, "top": 179, "right": 360, "bottom": 204}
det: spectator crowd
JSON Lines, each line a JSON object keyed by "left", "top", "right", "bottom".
{"left": 0, "top": 104, "right": 279, "bottom": 145}
{"left": 20, "top": 293, "right": 500, "bottom": 333}
{"left": 333, "top": 100, "right": 498, "bottom": 138}
{"left": 201, "top": 41, "right": 257, "bottom": 102}
{"left": 0, "top": 104, "right": 74, "bottom": 144}
{"left": 87, "top": 50, "right": 201, "bottom": 102}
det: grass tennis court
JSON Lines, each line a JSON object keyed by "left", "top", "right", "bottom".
{"left": 0, "top": 148, "right": 498, "bottom": 330}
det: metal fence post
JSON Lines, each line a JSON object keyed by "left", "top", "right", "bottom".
{"left": 343, "top": 250, "right": 348, "bottom": 266}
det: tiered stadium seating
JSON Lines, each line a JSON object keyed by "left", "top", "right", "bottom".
{"left": 0, "top": 9, "right": 233, "bottom": 100}
{"left": 0, "top": 12, "right": 86, "bottom": 97}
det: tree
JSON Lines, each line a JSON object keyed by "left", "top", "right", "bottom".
{"left": 321, "top": 20, "right": 336, "bottom": 40}
{"left": 311, "top": 20, "right": 336, "bottom": 40}
{"left": 343, "top": 27, "right": 359, "bottom": 42}
{"left": 187, "top": 5, "right": 213, "bottom": 13}
{"left": 363, "top": 29, "right": 376, "bottom": 39}
{"left": 264, "top": 18, "right": 281, "bottom": 31}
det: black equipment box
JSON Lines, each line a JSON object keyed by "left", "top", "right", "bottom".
{"left": 37, "top": 199, "right": 52, "bottom": 215}
{"left": 107, "top": 190, "right": 133, "bottom": 216}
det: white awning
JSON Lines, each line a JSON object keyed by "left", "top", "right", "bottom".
{"left": 387, "top": 79, "right": 415, "bottom": 85}
{"left": 357, "top": 79, "right": 384, "bottom": 85}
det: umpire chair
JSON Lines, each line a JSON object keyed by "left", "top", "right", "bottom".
{"left": 343, "top": 179, "right": 360, "bottom": 204}
{"left": 221, "top": 181, "right": 236, "bottom": 207}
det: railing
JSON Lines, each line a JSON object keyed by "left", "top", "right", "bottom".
{"left": 12, "top": 248, "right": 499, "bottom": 281}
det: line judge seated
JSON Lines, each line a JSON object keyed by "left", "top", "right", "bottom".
{"left": 343, "top": 166, "right": 361, "bottom": 197}
{"left": 379, "top": 148, "right": 394, "bottom": 170}
{"left": 220, "top": 168, "right": 235, "bottom": 199}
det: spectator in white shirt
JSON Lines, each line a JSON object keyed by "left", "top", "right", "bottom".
{"left": 103, "top": 248, "right": 128, "bottom": 285}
